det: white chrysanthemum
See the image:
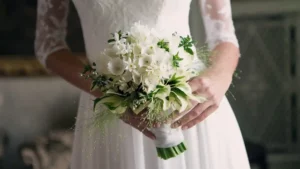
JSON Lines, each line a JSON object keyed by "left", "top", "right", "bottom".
{"left": 108, "top": 58, "right": 125, "bottom": 75}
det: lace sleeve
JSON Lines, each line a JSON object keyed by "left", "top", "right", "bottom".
{"left": 199, "top": 0, "right": 239, "bottom": 50}
{"left": 34, "top": 0, "right": 70, "bottom": 67}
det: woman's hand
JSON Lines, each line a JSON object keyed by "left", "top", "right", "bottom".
{"left": 171, "top": 68, "right": 232, "bottom": 129}
{"left": 120, "top": 110, "right": 156, "bottom": 140}
{"left": 171, "top": 42, "right": 240, "bottom": 130}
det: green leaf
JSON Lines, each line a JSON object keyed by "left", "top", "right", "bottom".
{"left": 105, "top": 89, "right": 126, "bottom": 96}
{"left": 169, "top": 91, "right": 186, "bottom": 112}
{"left": 90, "top": 81, "right": 98, "bottom": 91}
{"left": 82, "top": 64, "right": 93, "bottom": 74}
{"left": 172, "top": 52, "right": 183, "bottom": 68}
{"left": 93, "top": 95, "right": 127, "bottom": 114}
{"left": 108, "top": 39, "right": 115, "bottom": 43}
{"left": 155, "top": 85, "right": 171, "bottom": 111}
{"left": 175, "top": 82, "right": 206, "bottom": 103}
{"left": 174, "top": 83, "right": 192, "bottom": 94}
{"left": 167, "top": 75, "right": 185, "bottom": 85}
{"left": 155, "top": 85, "right": 171, "bottom": 100}
{"left": 157, "top": 39, "right": 170, "bottom": 52}
{"left": 185, "top": 48, "right": 194, "bottom": 55}
{"left": 171, "top": 87, "right": 188, "bottom": 99}
{"left": 179, "top": 35, "right": 195, "bottom": 55}
{"left": 188, "top": 94, "right": 207, "bottom": 103}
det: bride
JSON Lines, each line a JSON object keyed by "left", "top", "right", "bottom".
{"left": 35, "top": 0, "right": 251, "bottom": 169}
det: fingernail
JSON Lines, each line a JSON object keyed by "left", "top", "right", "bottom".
{"left": 151, "top": 136, "right": 156, "bottom": 140}
{"left": 182, "top": 126, "right": 188, "bottom": 130}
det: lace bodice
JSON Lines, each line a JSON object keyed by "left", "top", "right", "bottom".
{"left": 35, "top": 0, "right": 238, "bottom": 67}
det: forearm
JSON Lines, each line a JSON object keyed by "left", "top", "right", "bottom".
{"left": 45, "top": 49, "right": 102, "bottom": 97}
{"left": 208, "top": 42, "right": 240, "bottom": 78}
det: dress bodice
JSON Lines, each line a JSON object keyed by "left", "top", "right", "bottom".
{"left": 72, "top": 0, "right": 192, "bottom": 62}
{"left": 34, "top": 0, "right": 238, "bottom": 67}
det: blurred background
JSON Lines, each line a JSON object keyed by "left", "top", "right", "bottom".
{"left": 0, "top": 0, "right": 300, "bottom": 169}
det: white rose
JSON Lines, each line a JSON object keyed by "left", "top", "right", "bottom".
{"left": 108, "top": 58, "right": 125, "bottom": 75}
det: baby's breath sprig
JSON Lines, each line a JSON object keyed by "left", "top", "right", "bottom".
{"left": 196, "top": 44, "right": 211, "bottom": 67}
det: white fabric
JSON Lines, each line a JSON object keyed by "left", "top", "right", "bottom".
{"left": 35, "top": 0, "right": 250, "bottom": 169}
{"left": 150, "top": 125, "right": 185, "bottom": 148}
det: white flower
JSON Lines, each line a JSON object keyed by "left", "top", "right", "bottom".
{"left": 143, "top": 73, "right": 160, "bottom": 93}
{"left": 95, "top": 53, "right": 111, "bottom": 74}
{"left": 138, "top": 55, "right": 153, "bottom": 67}
{"left": 132, "top": 70, "right": 142, "bottom": 84}
{"left": 104, "top": 48, "right": 118, "bottom": 58}
{"left": 122, "top": 71, "right": 132, "bottom": 82}
{"left": 112, "top": 41, "right": 130, "bottom": 55}
{"left": 124, "top": 57, "right": 137, "bottom": 72}
{"left": 108, "top": 58, "right": 125, "bottom": 75}
{"left": 132, "top": 44, "right": 142, "bottom": 56}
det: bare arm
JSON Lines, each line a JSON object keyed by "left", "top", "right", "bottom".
{"left": 200, "top": 0, "right": 240, "bottom": 77}
{"left": 45, "top": 49, "right": 101, "bottom": 97}
{"left": 35, "top": 0, "right": 100, "bottom": 97}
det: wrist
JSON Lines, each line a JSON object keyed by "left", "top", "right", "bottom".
{"left": 208, "top": 63, "right": 236, "bottom": 80}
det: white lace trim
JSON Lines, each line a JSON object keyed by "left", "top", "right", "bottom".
{"left": 199, "top": 0, "right": 239, "bottom": 49}
{"left": 35, "top": 0, "right": 70, "bottom": 67}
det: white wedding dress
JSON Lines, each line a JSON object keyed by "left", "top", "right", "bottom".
{"left": 35, "top": 0, "right": 251, "bottom": 169}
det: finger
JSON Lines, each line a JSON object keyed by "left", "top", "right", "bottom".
{"left": 166, "top": 100, "right": 199, "bottom": 123}
{"left": 188, "top": 78, "right": 201, "bottom": 92}
{"left": 171, "top": 101, "right": 212, "bottom": 128}
{"left": 182, "top": 105, "right": 218, "bottom": 130}
{"left": 188, "top": 77, "right": 209, "bottom": 92}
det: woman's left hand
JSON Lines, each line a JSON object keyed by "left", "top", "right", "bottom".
{"left": 171, "top": 67, "right": 233, "bottom": 130}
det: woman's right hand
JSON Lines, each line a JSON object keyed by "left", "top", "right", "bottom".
{"left": 120, "top": 109, "right": 156, "bottom": 140}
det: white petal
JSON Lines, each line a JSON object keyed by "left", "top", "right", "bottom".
{"left": 108, "top": 58, "right": 125, "bottom": 75}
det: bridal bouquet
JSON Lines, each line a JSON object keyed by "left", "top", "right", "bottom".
{"left": 81, "top": 23, "right": 210, "bottom": 160}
